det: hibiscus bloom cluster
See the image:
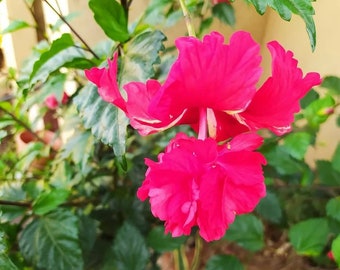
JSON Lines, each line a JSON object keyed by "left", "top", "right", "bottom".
{"left": 85, "top": 31, "right": 321, "bottom": 241}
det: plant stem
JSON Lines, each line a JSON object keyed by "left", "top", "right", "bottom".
{"left": 43, "top": 0, "right": 100, "bottom": 59}
{"left": 178, "top": 0, "right": 196, "bottom": 37}
{"left": 190, "top": 233, "right": 202, "bottom": 270}
{"left": 0, "top": 105, "right": 45, "bottom": 144}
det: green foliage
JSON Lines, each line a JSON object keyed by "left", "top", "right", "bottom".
{"left": 212, "top": 3, "right": 235, "bottom": 26}
{"left": 256, "top": 191, "right": 282, "bottom": 224}
{"left": 332, "top": 235, "right": 340, "bottom": 267}
{"left": 326, "top": 197, "right": 340, "bottom": 222}
{"left": 289, "top": 218, "right": 329, "bottom": 256}
{"left": 206, "top": 254, "right": 244, "bottom": 270}
{"left": 147, "top": 226, "right": 187, "bottom": 252}
{"left": 0, "top": 232, "right": 18, "bottom": 270}
{"left": 224, "top": 214, "right": 264, "bottom": 251}
{"left": 1, "top": 20, "right": 31, "bottom": 34}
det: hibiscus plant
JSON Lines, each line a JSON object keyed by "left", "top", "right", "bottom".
{"left": 0, "top": 0, "right": 340, "bottom": 269}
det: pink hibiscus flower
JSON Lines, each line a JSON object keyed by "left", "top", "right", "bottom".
{"left": 137, "top": 132, "right": 266, "bottom": 241}
{"left": 85, "top": 31, "right": 321, "bottom": 141}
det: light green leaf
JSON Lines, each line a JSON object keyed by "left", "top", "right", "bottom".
{"left": 212, "top": 3, "right": 235, "bottom": 26}
{"left": 120, "top": 30, "right": 166, "bottom": 84}
{"left": 112, "top": 222, "right": 149, "bottom": 270}
{"left": 282, "top": 132, "right": 313, "bottom": 160}
{"left": 332, "top": 234, "right": 340, "bottom": 267}
{"left": 300, "top": 89, "right": 319, "bottom": 109}
{"left": 224, "top": 214, "right": 264, "bottom": 251}
{"left": 256, "top": 191, "right": 282, "bottom": 224}
{"left": 206, "top": 255, "right": 244, "bottom": 270}
{"left": 19, "top": 209, "right": 83, "bottom": 270}
{"left": 147, "top": 226, "right": 187, "bottom": 252}
{"left": 89, "top": 0, "right": 129, "bottom": 42}
{"left": 289, "top": 218, "right": 329, "bottom": 256}
{"left": 1, "top": 20, "right": 31, "bottom": 34}
{"left": 74, "top": 84, "right": 129, "bottom": 156}
{"left": 32, "top": 189, "right": 70, "bottom": 215}
{"left": 321, "top": 75, "right": 340, "bottom": 96}
{"left": 326, "top": 197, "right": 340, "bottom": 223}
{"left": 29, "top": 33, "right": 84, "bottom": 86}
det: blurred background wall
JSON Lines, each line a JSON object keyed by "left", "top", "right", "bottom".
{"left": 0, "top": 0, "right": 339, "bottom": 164}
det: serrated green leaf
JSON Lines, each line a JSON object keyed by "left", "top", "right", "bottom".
{"left": 224, "top": 214, "right": 264, "bottom": 251}
{"left": 1, "top": 20, "right": 31, "bottom": 34}
{"left": 147, "top": 226, "right": 187, "bottom": 252}
{"left": 212, "top": 3, "right": 235, "bottom": 26}
{"left": 89, "top": 0, "right": 129, "bottom": 42}
{"left": 282, "top": 132, "right": 312, "bottom": 160}
{"left": 113, "top": 222, "right": 149, "bottom": 270}
{"left": 289, "top": 218, "right": 329, "bottom": 256}
{"left": 247, "top": 0, "right": 316, "bottom": 50}
{"left": 206, "top": 255, "right": 244, "bottom": 270}
{"left": 316, "top": 160, "right": 340, "bottom": 186}
{"left": 32, "top": 189, "right": 70, "bottom": 215}
{"left": 74, "top": 84, "right": 129, "bottom": 156}
{"left": 120, "top": 30, "right": 166, "bottom": 84}
{"left": 332, "top": 143, "right": 340, "bottom": 173}
{"left": 326, "top": 197, "right": 340, "bottom": 223}
{"left": 331, "top": 234, "right": 340, "bottom": 266}
{"left": 29, "top": 33, "right": 84, "bottom": 86}
{"left": 256, "top": 191, "right": 282, "bottom": 223}
{"left": 19, "top": 209, "right": 83, "bottom": 270}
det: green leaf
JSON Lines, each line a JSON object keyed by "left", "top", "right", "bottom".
{"left": 316, "top": 160, "right": 340, "bottom": 186}
{"left": 256, "top": 191, "right": 282, "bottom": 224}
{"left": 147, "top": 226, "right": 187, "bottom": 252}
{"left": 282, "top": 132, "right": 312, "bottom": 160}
{"left": 0, "top": 232, "right": 18, "bottom": 270}
{"left": 289, "top": 218, "right": 329, "bottom": 256}
{"left": 29, "top": 33, "right": 84, "bottom": 85}
{"left": 321, "top": 76, "right": 340, "bottom": 96}
{"left": 332, "top": 143, "right": 340, "bottom": 173}
{"left": 78, "top": 214, "right": 98, "bottom": 263}
{"left": 300, "top": 88, "right": 319, "bottom": 109}
{"left": 74, "top": 84, "right": 129, "bottom": 156}
{"left": 89, "top": 0, "right": 129, "bottom": 42}
{"left": 212, "top": 3, "right": 235, "bottom": 26}
{"left": 247, "top": 0, "right": 316, "bottom": 50}
{"left": 32, "top": 189, "right": 70, "bottom": 215}
{"left": 303, "top": 95, "right": 335, "bottom": 130}
{"left": 19, "top": 209, "right": 83, "bottom": 270}
{"left": 326, "top": 197, "right": 340, "bottom": 222}
{"left": 224, "top": 214, "right": 264, "bottom": 251}
{"left": 1, "top": 20, "right": 31, "bottom": 34}
{"left": 206, "top": 255, "right": 244, "bottom": 270}
{"left": 120, "top": 30, "right": 166, "bottom": 84}
{"left": 331, "top": 234, "right": 340, "bottom": 266}
{"left": 113, "top": 222, "right": 149, "bottom": 270}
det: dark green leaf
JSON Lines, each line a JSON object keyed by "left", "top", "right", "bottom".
{"left": 0, "top": 232, "right": 18, "bottom": 270}
{"left": 332, "top": 143, "right": 340, "bottom": 173}
{"left": 224, "top": 214, "right": 264, "bottom": 251}
{"left": 321, "top": 76, "right": 340, "bottom": 95}
{"left": 199, "top": 17, "right": 213, "bottom": 36}
{"left": 120, "top": 30, "right": 166, "bottom": 84}
{"left": 316, "top": 160, "right": 340, "bottom": 186}
{"left": 282, "top": 132, "right": 312, "bottom": 160}
{"left": 326, "top": 197, "right": 340, "bottom": 222}
{"left": 29, "top": 33, "right": 84, "bottom": 85}
{"left": 88, "top": 0, "right": 129, "bottom": 42}
{"left": 300, "top": 89, "right": 319, "bottom": 109}
{"left": 331, "top": 234, "right": 340, "bottom": 266}
{"left": 0, "top": 183, "right": 26, "bottom": 223}
{"left": 74, "top": 84, "right": 129, "bottom": 156}
{"left": 32, "top": 189, "right": 70, "bottom": 215}
{"left": 78, "top": 215, "right": 98, "bottom": 262}
{"left": 19, "top": 209, "right": 83, "bottom": 270}
{"left": 1, "top": 20, "right": 31, "bottom": 34}
{"left": 303, "top": 95, "right": 335, "bottom": 130}
{"left": 256, "top": 191, "right": 282, "bottom": 224}
{"left": 247, "top": 0, "right": 316, "bottom": 50}
{"left": 147, "top": 226, "right": 187, "bottom": 252}
{"left": 289, "top": 218, "right": 329, "bottom": 256}
{"left": 113, "top": 222, "right": 149, "bottom": 270}
{"left": 212, "top": 3, "right": 235, "bottom": 26}
{"left": 206, "top": 255, "right": 244, "bottom": 270}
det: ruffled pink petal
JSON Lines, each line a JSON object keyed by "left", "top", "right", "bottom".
{"left": 137, "top": 133, "right": 266, "bottom": 242}
{"left": 149, "top": 31, "right": 262, "bottom": 123}
{"left": 85, "top": 52, "right": 127, "bottom": 112}
{"left": 238, "top": 41, "right": 321, "bottom": 135}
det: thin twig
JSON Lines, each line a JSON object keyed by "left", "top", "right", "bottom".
{"left": 43, "top": 0, "right": 100, "bottom": 59}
